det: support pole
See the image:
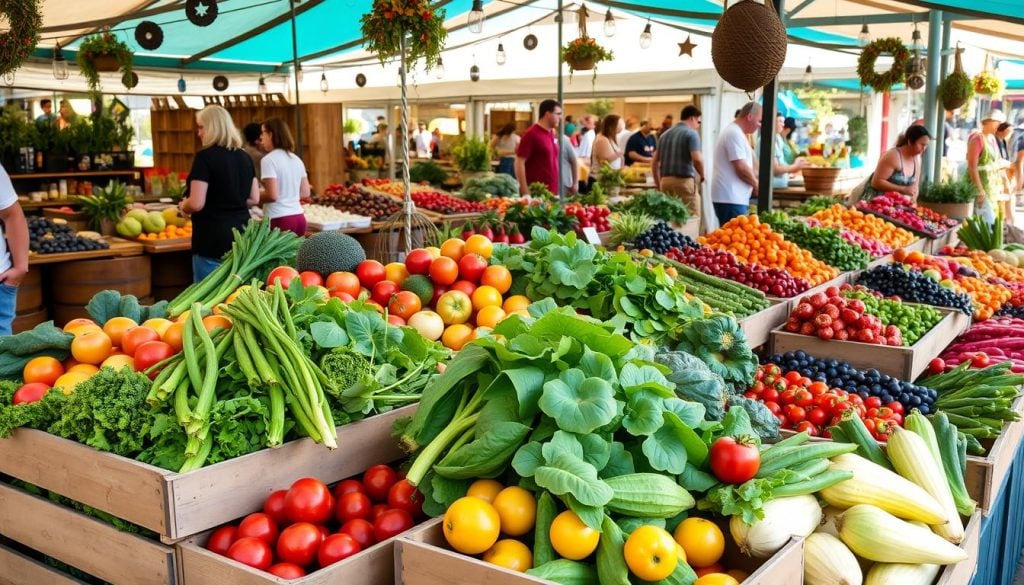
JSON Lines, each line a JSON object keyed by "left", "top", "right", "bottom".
{"left": 933, "top": 19, "right": 952, "bottom": 183}
{"left": 921, "top": 10, "right": 942, "bottom": 184}
{"left": 289, "top": 0, "right": 303, "bottom": 158}
{"left": 756, "top": 0, "right": 785, "bottom": 212}
{"left": 399, "top": 35, "right": 412, "bottom": 252}
{"left": 556, "top": 1, "right": 565, "bottom": 201}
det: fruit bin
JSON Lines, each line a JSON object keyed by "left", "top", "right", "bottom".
{"left": 0, "top": 481, "right": 177, "bottom": 585}
{"left": 394, "top": 518, "right": 805, "bottom": 585}
{"left": 0, "top": 405, "right": 414, "bottom": 543}
{"left": 738, "top": 300, "right": 790, "bottom": 348}
{"left": 768, "top": 273, "right": 851, "bottom": 310}
{"left": 770, "top": 306, "right": 971, "bottom": 381}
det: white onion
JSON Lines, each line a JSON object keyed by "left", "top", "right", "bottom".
{"left": 730, "top": 495, "right": 822, "bottom": 558}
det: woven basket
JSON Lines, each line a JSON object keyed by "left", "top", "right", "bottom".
{"left": 567, "top": 55, "right": 595, "bottom": 71}
{"left": 801, "top": 167, "right": 842, "bottom": 194}
{"left": 92, "top": 54, "right": 120, "bottom": 72}
{"left": 711, "top": 0, "right": 788, "bottom": 92}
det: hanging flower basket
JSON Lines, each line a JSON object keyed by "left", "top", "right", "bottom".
{"left": 939, "top": 47, "right": 974, "bottom": 111}
{"left": 92, "top": 54, "right": 120, "bottom": 72}
{"left": 857, "top": 38, "right": 909, "bottom": 93}
{"left": 0, "top": 0, "right": 42, "bottom": 77}
{"left": 566, "top": 55, "right": 595, "bottom": 71}
{"left": 77, "top": 33, "right": 134, "bottom": 93}
{"left": 711, "top": 0, "right": 787, "bottom": 92}
{"left": 974, "top": 69, "right": 1004, "bottom": 97}
{"left": 360, "top": 0, "right": 446, "bottom": 71}
{"left": 562, "top": 36, "right": 612, "bottom": 80}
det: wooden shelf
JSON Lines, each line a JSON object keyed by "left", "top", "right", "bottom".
{"left": 20, "top": 196, "right": 167, "bottom": 210}
{"left": 10, "top": 170, "right": 141, "bottom": 180}
{"left": 28, "top": 237, "right": 144, "bottom": 266}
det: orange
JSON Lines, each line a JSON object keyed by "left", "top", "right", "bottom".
{"left": 62, "top": 318, "right": 96, "bottom": 333}
{"left": 70, "top": 330, "right": 113, "bottom": 365}
{"left": 22, "top": 356, "right": 64, "bottom": 386}
{"left": 53, "top": 371, "right": 92, "bottom": 395}
{"left": 67, "top": 363, "right": 100, "bottom": 375}
{"left": 101, "top": 354, "right": 135, "bottom": 371}
{"left": 385, "top": 262, "right": 410, "bottom": 286}
{"left": 102, "top": 317, "right": 138, "bottom": 347}
{"left": 202, "top": 314, "right": 233, "bottom": 333}
{"left": 162, "top": 322, "right": 185, "bottom": 352}
{"left": 440, "top": 238, "right": 466, "bottom": 261}
{"left": 464, "top": 235, "right": 493, "bottom": 260}
{"left": 475, "top": 305, "right": 506, "bottom": 329}
{"left": 441, "top": 324, "right": 475, "bottom": 351}
{"left": 502, "top": 295, "right": 530, "bottom": 313}
{"left": 471, "top": 285, "right": 503, "bottom": 311}
{"left": 480, "top": 266, "right": 512, "bottom": 294}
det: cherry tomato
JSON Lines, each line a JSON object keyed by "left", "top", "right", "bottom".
{"left": 284, "top": 478, "right": 334, "bottom": 525}
{"left": 266, "top": 266, "right": 299, "bottom": 289}
{"left": 889, "top": 413, "right": 904, "bottom": 425}
{"left": 863, "top": 418, "right": 877, "bottom": 433}
{"left": 806, "top": 407, "right": 827, "bottom": 427}
{"left": 370, "top": 504, "right": 389, "bottom": 522}
{"left": 362, "top": 465, "right": 399, "bottom": 503}
{"left": 808, "top": 381, "right": 829, "bottom": 397}
{"left": 886, "top": 401, "right": 905, "bottom": 415}
{"left": 779, "top": 389, "right": 798, "bottom": 405}
{"left": 355, "top": 261, "right": 387, "bottom": 289}
{"left": 299, "top": 271, "right": 323, "bottom": 288}
{"left": 237, "top": 513, "right": 279, "bottom": 547}
{"left": 336, "top": 491, "right": 372, "bottom": 523}
{"left": 708, "top": 437, "right": 761, "bottom": 484}
{"left": 763, "top": 401, "right": 781, "bottom": 415}
{"left": 847, "top": 394, "right": 864, "bottom": 406}
{"left": 318, "top": 533, "right": 362, "bottom": 568}
{"left": 334, "top": 479, "right": 366, "bottom": 499}
{"left": 795, "top": 421, "right": 819, "bottom": 436}
{"left": 268, "top": 563, "right": 307, "bottom": 579}
{"left": 12, "top": 382, "right": 49, "bottom": 405}
{"left": 388, "top": 479, "right": 424, "bottom": 519}
{"left": 794, "top": 389, "right": 814, "bottom": 408}
{"left": 207, "top": 525, "right": 238, "bottom": 556}
{"left": 276, "top": 522, "right": 323, "bottom": 567}
{"left": 374, "top": 508, "right": 415, "bottom": 541}
{"left": 227, "top": 537, "right": 273, "bottom": 570}
{"left": 339, "top": 518, "right": 377, "bottom": 549}
{"left": 784, "top": 371, "right": 802, "bottom": 384}
{"left": 928, "top": 357, "right": 946, "bottom": 375}
{"left": 263, "top": 490, "right": 289, "bottom": 527}
{"left": 784, "top": 405, "right": 807, "bottom": 424}
{"left": 971, "top": 353, "right": 990, "bottom": 368}
{"left": 864, "top": 396, "right": 882, "bottom": 409}
{"left": 133, "top": 341, "right": 175, "bottom": 378}
{"left": 762, "top": 388, "right": 779, "bottom": 402}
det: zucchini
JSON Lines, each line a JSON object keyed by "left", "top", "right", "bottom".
{"left": 533, "top": 491, "right": 558, "bottom": 567}
{"left": 932, "top": 412, "right": 977, "bottom": 517}
{"left": 596, "top": 516, "right": 630, "bottom": 585}
{"left": 838, "top": 414, "right": 892, "bottom": 470}
{"left": 604, "top": 473, "right": 695, "bottom": 518}
{"left": 756, "top": 442, "right": 858, "bottom": 477}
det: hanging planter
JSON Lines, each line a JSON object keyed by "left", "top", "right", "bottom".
{"left": 0, "top": 0, "right": 42, "bottom": 78}
{"left": 857, "top": 38, "right": 909, "bottom": 93}
{"left": 360, "top": 0, "right": 446, "bottom": 71}
{"left": 939, "top": 46, "right": 974, "bottom": 111}
{"left": 974, "top": 56, "right": 1004, "bottom": 98}
{"left": 562, "top": 36, "right": 612, "bottom": 74}
{"left": 711, "top": 0, "right": 787, "bottom": 92}
{"left": 77, "top": 33, "right": 134, "bottom": 94}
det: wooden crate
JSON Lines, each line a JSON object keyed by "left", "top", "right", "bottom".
{"left": 0, "top": 542, "right": 89, "bottom": 585}
{"left": 0, "top": 405, "right": 415, "bottom": 542}
{"left": 936, "top": 511, "right": 982, "bottom": 585}
{"left": 769, "top": 272, "right": 851, "bottom": 311}
{"left": 739, "top": 300, "right": 790, "bottom": 349}
{"left": 905, "top": 237, "right": 928, "bottom": 252}
{"left": 0, "top": 482, "right": 177, "bottom": 585}
{"left": 964, "top": 396, "right": 1024, "bottom": 515}
{"left": 770, "top": 306, "right": 969, "bottom": 381}
{"left": 395, "top": 518, "right": 804, "bottom": 585}
{"left": 926, "top": 229, "right": 960, "bottom": 256}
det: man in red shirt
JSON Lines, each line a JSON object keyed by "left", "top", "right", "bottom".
{"left": 515, "top": 99, "right": 562, "bottom": 196}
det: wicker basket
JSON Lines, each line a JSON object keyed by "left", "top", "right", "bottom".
{"left": 711, "top": 0, "right": 788, "bottom": 92}
{"left": 92, "top": 54, "right": 120, "bottom": 72}
{"left": 566, "top": 55, "right": 595, "bottom": 71}
{"left": 801, "top": 167, "right": 842, "bottom": 194}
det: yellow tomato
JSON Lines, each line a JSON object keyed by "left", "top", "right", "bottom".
{"left": 176, "top": 309, "right": 192, "bottom": 323}
{"left": 491, "top": 486, "right": 536, "bottom": 537}
{"left": 71, "top": 330, "right": 113, "bottom": 365}
{"left": 68, "top": 324, "right": 102, "bottom": 337}
{"left": 53, "top": 371, "right": 92, "bottom": 395}
{"left": 467, "top": 479, "right": 504, "bottom": 503}
{"left": 22, "top": 356, "right": 64, "bottom": 386}
{"left": 471, "top": 285, "right": 503, "bottom": 311}
{"left": 674, "top": 518, "right": 725, "bottom": 569}
{"left": 162, "top": 322, "right": 185, "bottom": 352}
{"left": 425, "top": 246, "right": 442, "bottom": 259}
{"left": 624, "top": 525, "right": 678, "bottom": 581}
{"left": 475, "top": 305, "right": 506, "bottom": 329}
{"left": 549, "top": 511, "right": 599, "bottom": 560}
{"left": 101, "top": 354, "right": 135, "bottom": 371}
{"left": 68, "top": 364, "right": 100, "bottom": 375}
{"left": 694, "top": 574, "right": 740, "bottom": 585}
{"left": 443, "top": 497, "right": 501, "bottom": 555}
{"left": 102, "top": 317, "right": 138, "bottom": 347}
{"left": 62, "top": 318, "right": 96, "bottom": 333}
{"left": 202, "top": 314, "right": 233, "bottom": 333}
{"left": 482, "top": 539, "right": 533, "bottom": 572}
{"left": 502, "top": 295, "right": 531, "bottom": 313}
{"left": 141, "top": 318, "right": 173, "bottom": 337}
{"left": 441, "top": 324, "right": 475, "bottom": 351}
{"left": 225, "top": 285, "right": 251, "bottom": 305}
{"left": 465, "top": 234, "right": 493, "bottom": 259}
{"left": 440, "top": 238, "right": 466, "bottom": 261}
{"left": 385, "top": 262, "right": 410, "bottom": 285}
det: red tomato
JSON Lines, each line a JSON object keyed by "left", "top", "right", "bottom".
{"left": 430, "top": 284, "right": 448, "bottom": 307}
{"left": 263, "top": 490, "right": 289, "bottom": 527}
{"left": 362, "top": 465, "right": 399, "bottom": 503}
{"left": 708, "top": 437, "right": 761, "bottom": 484}
{"left": 318, "top": 533, "right": 362, "bottom": 568}
{"left": 284, "top": 478, "right": 335, "bottom": 525}
{"left": 779, "top": 388, "right": 798, "bottom": 405}
{"left": 864, "top": 396, "right": 882, "bottom": 409}
{"left": 207, "top": 525, "right": 238, "bottom": 556}
{"left": 326, "top": 272, "right": 361, "bottom": 297}
{"left": 133, "top": 341, "right": 174, "bottom": 378}
{"left": 794, "top": 389, "right": 813, "bottom": 407}
{"left": 457, "top": 253, "right": 488, "bottom": 284}
{"left": 387, "top": 479, "right": 424, "bottom": 518}
{"left": 122, "top": 327, "right": 160, "bottom": 356}
{"left": 226, "top": 537, "right": 273, "bottom": 570}
{"left": 370, "top": 504, "right": 389, "bottom": 521}
{"left": 863, "top": 418, "right": 877, "bottom": 433}
{"left": 267, "top": 266, "right": 300, "bottom": 289}
{"left": 334, "top": 479, "right": 366, "bottom": 499}
{"left": 404, "top": 249, "right": 434, "bottom": 275}
{"left": 330, "top": 290, "right": 356, "bottom": 303}
{"left": 763, "top": 401, "right": 781, "bottom": 415}
{"left": 795, "top": 421, "right": 819, "bottom": 436}
{"left": 971, "top": 353, "right": 990, "bottom": 368}
{"left": 298, "top": 271, "right": 323, "bottom": 288}
{"left": 928, "top": 357, "right": 946, "bottom": 375}
{"left": 371, "top": 280, "right": 399, "bottom": 306}
{"left": 388, "top": 291, "right": 422, "bottom": 320}
{"left": 268, "top": 563, "right": 307, "bottom": 579}
{"left": 339, "top": 518, "right": 377, "bottom": 549}
{"left": 355, "top": 260, "right": 387, "bottom": 289}
{"left": 237, "top": 513, "right": 279, "bottom": 546}
{"left": 886, "top": 401, "right": 905, "bottom": 415}
{"left": 317, "top": 525, "right": 332, "bottom": 541}
{"left": 806, "top": 407, "right": 827, "bottom": 427}
{"left": 784, "top": 405, "right": 807, "bottom": 423}
{"left": 429, "top": 257, "right": 459, "bottom": 286}
{"left": 373, "top": 508, "right": 414, "bottom": 541}
{"left": 449, "top": 280, "right": 477, "bottom": 299}
{"left": 276, "top": 522, "right": 323, "bottom": 567}
{"left": 808, "top": 382, "right": 829, "bottom": 397}
{"left": 336, "top": 491, "right": 372, "bottom": 523}
{"left": 12, "top": 382, "right": 50, "bottom": 405}
{"left": 846, "top": 394, "right": 863, "bottom": 406}
{"left": 784, "top": 371, "right": 803, "bottom": 384}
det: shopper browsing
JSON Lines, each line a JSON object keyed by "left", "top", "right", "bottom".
{"left": 260, "top": 117, "right": 310, "bottom": 237}
{"left": 653, "top": 105, "right": 704, "bottom": 221}
{"left": 765, "top": 115, "right": 807, "bottom": 188}
{"left": 515, "top": 99, "right": 562, "bottom": 196}
{"left": 576, "top": 115, "right": 596, "bottom": 160}
{"left": 625, "top": 120, "right": 656, "bottom": 166}
{"left": 242, "top": 122, "right": 264, "bottom": 180}
{"left": 591, "top": 114, "right": 626, "bottom": 171}
{"left": 490, "top": 123, "right": 520, "bottom": 177}
{"left": 414, "top": 122, "right": 433, "bottom": 158}
{"left": 0, "top": 163, "right": 28, "bottom": 336}
{"left": 967, "top": 110, "right": 1004, "bottom": 224}
{"left": 711, "top": 101, "right": 761, "bottom": 225}
{"left": 179, "top": 105, "right": 259, "bottom": 282}
{"left": 870, "top": 124, "right": 931, "bottom": 203}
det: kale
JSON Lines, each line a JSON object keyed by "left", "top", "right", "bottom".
{"left": 0, "top": 380, "right": 68, "bottom": 437}
{"left": 655, "top": 351, "right": 728, "bottom": 420}
{"left": 726, "top": 395, "right": 781, "bottom": 442}
{"left": 47, "top": 368, "right": 153, "bottom": 457}
{"left": 320, "top": 347, "right": 373, "bottom": 392}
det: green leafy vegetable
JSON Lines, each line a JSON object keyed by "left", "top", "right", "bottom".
{"left": 0, "top": 321, "right": 73, "bottom": 379}
{"left": 86, "top": 290, "right": 169, "bottom": 325}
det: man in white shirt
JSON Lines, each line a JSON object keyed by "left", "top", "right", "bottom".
{"left": 414, "top": 122, "right": 433, "bottom": 158}
{"left": 576, "top": 115, "right": 596, "bottom": 160}
{"left": 617, "top": 116, "right": 637, "bottom": 152}
{"left": 0, "top": 164, "right": 29, "bottom": 335}
{"left": 711, "top": 102, "right": 761, "bottom": 225}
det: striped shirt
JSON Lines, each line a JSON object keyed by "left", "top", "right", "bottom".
{"left": 656, "top": 123, "right": 701, "bottom": 178}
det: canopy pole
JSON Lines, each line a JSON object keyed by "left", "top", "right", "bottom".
{"left": 933, "top": 19, "right": 952, "bottom": 183}
{"left": 921, "top": 10, "right": 942, "bottom": 184}
{"left": 756, "top": 0, "right": 784, "bottom": 213}
{"left": 556, "top": 0, "right": 565, "bottom": 201}
{"left": 289, "top": 0, "right": 303, "bottom": 158}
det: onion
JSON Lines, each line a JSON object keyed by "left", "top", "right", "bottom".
{"left": 730, "top": 495, "right": 822, "bottom": 558}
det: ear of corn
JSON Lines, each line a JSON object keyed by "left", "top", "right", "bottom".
{"left": 804, "top": 532, "right": 863, "bottom": 585}
{"left": 864, "top": 563, "right": 940, "bottom": 585}
{"left": 819, "top": 454, "right": 948, "bottom": 525}
{"left": 887, "top": 425, "right": 965, "bottom": 543}
{"left": 838, "top": 505, "right": 968, "bottom": 565}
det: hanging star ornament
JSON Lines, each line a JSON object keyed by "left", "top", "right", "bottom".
{"left": 678, "top": 35, "right": 696, "bottom": 57}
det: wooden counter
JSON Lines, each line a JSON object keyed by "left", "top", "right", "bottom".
{"left": 28, "top": 237, "right": 144, "bottom": 266}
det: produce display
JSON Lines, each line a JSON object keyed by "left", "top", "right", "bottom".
{"left": 783, "top": 285, "right": 906, "bottom": 346}
{"left": 301, "top": 204, "right": 372, "bottom": 228}
{"left": 612, "top": 190, "right": 691, "bottom": 225}
{"left": 632, "top": 221, "right": 698, "bottom": 254}
{"left": 791, "top": 196, "right": 845, "bottom": 217}
{"left": 116, "top": 207, "right": 192, "bottom": 241}
{"left": 314, "top": 184, "right": 402, "bottom": 220}
{"left": 459, "top": 220, "right": 524, "bottom": 244}
{"left": 644, "top": 253, "right": 771, "bottom": 318}
{"left": 664, "top": 246, "right": 812, "bottom": 298}
{"left": 410, "top": 190, "right": 489, "bottom": 215}
{"left": 918, "top": 362, "right": 1024, "bottom": 448}
{"left": 700, "top": 215, "right": 839, "bottom": 286}
{"left": 856, "top": 192, "right": 958, "bottom": 237}
{"left": 939, "top": 317, "right": 1024, "bottom": 373}
{"left": 842, "top": 285, "right": 944, "bottom": 345}
{"left": 812, "top": 204, "right": 918, "bottom": 248}
{"left": 460, "top": 174, "right": 519, "bottom": 201}
{"left": 958, "top": 212, "right": 1004, "bottom": 252}
{"left": 803, "top": 215, "right": 892, "bottom": 257}
{"left": 28, "top": 217, "right": 111, "bottom": 254}
{"left": 759, "top": 210, "right": 870, "bottom": 270}
{"left": 502, "top": 199, "right": 578, "bottom": 236}
{"left": 855, "top": 264, "right": 974, "bottom": 316}
{"left": 564, "top": 203, "right": 611, "bottom": 233}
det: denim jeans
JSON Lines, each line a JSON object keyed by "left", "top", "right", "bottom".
{"left": 192, "top": 255, "right": 222, "bottom": 283}
{"left": 713, "top": 203, "right": 750, "bottom": 225}
{"left": 0, "top": 283, "right": 17, "bottom": 336}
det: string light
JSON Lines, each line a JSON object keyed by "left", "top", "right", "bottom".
{"left": 436, "top": 57, "right": 445, "bottom": 79}
{"left": 52, "top": 43, "right": 69, "bottom": 80}
{"left": 496, "top": 42, "right": 506, "bottom": 65}
{"left": 468, "top": 0, "right": 485, "bottom": 33}
{"left": 604, "top": 9, "right": 616, "bottom": 37}
{"left": 258, "top": 74, "right": 268, "bottom": 95}
{"left": 320, "top": 70, "right": 328, "bottom": 93}
{"left": 803, "top": 63, "right": 813, "bottom": 88}
{"left": 639, "top": 21, "right": 652, "bottom": 49}
{"left": 858, "top": 23, "right": 871, "bottom": 47}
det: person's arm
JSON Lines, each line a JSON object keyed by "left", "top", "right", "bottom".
{"left": 247, "top": 177, "right": 260, "bottom": 207}
{"left": 181, "top": 180, "right": 208, "bottom": 214}
{"left": 566, "top": 144, "right": 579, "bottom": 195}
{"left": 260, "top": 155, "right": 279, "bottom": 203}
{"left": 692, "top": 151, "right": 705, "bottom": 182}
{"left": 300, "top": 176, "right": 311, "bottom": 200}
{"left": 0, "top": 202, "right": 28, "bottom": 286}
{"left": 731, "top": 160, "right": 758, "bottom": 192}
{"left": 593, "top": 137, "right": 614, "bottom": 166}
{"left": 870, "top": 152, "right": 911, "bottom": 195}
{"left": 651, "top": 148, "right": 661, "bottom": 186}
{"left": 966, "top": 136, "right": 987, "bottom": 204}
{"left": 515, "top": 156, "right": 529, "bottom": 195}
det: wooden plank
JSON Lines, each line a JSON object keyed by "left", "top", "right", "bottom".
{"left": 965, "top": 397, "right": 1024, "bottom": 515}
{"left": 739, "top": 300, "right": 789, "bottom": 349}
{"left": 0, "top": 483, "right": 176, "bottom": 585}
{"left": 0, "top": 542, "right": 88, "bottom": 585}
{"left": 139, "top": 237, "right": 192, "bottom": 254}
{"left": 28, "top": 238, "right": 144, "bottom": 266}
{"left": 936, "top": 512, "right": 982, "bottom": 585}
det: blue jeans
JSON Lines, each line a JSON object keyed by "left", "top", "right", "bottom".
{"left": 0, "top": 283, "right": 16, "bottom": 336}
{"left": 713, "top": 203, "right": 750, "bottom": 225}
{"left": 192, "top": 255, "right": 222, "bottom": 283}
{"left": 497, "top": 157, "right": 515, "bottom": 176}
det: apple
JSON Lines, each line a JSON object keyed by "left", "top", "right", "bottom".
{"left": 922, "top": 269, "right": 941, "bottom": 281}
{"left": 407, "top": 311, "right": 444, "bottom": 341}
{"left": 939, "top": 279, "right": 955, "bottom": 289}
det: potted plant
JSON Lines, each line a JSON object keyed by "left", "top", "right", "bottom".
{"left": 0, "top": 105, "right": 31, "bottom": 171}
{"left": 919, "top": 177, "right": 977, "bottom": 220}
{"left": 76, "top": 180, "right": 133, "bottom": 234}
{"left": 596, "top": 162, "right": 625, "bottom": 197}
{"left": 77, "top": 32, "right": 133, "bottom": 93}
{"left": 343, "top": 118, "right": 363, "bottom": 148}
{"left": 33, "top": 119, "right": 70, "bottom": 172}
{"left": 360, "top": 0, "right": 446, "bottom": 70}
{"left": 451, "top": 135, "right": 492, "bottom": 183}
{"left": 562, "top": 36, "right": 613, "bottom": 80}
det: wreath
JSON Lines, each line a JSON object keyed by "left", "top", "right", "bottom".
{"left": 0, "top": 0, "right": 42, "bottom": 77}
{"left": 360, "top": 0, "right": 446, "bottom": 71}
{"left": 857, "top": 37, "right": 910, "bottom": 93}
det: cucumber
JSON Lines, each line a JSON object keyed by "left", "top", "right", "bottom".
{"left": 604, "top": 473, "right": 695, "bottom": 518}
{"left": 533, "top": 491, "right": 558, "bottom": 567}
{"left": 932, "top": 412, "right": 977, "bottom": 517}
{"left": 838, "top": 415, "right": 893, "bottom": 470}
{"left": 596, "top": 516, "right": 630, "bottom": 585}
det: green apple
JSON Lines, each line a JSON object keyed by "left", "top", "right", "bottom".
{"left": 939, "top": 279, "right": 955, "bottom": 289}
{"left": 922, "top": 269, "right": 941, "bottom": 281}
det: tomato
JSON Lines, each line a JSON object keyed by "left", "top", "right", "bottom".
{"left": 71, "top": 330, "right": 113, "bottom": 365}
{"left": 407, "top": 310, "right": 444, "bottom": 341}
{"left": 466, "top": 479, "right": 503, "bottom": 503}
{"left": 928, "top": 357, "right": 946, "bottom": 375}
{"left": 339, "top": 518, "right": 377, "bottom": 549}
{"left": 261, "top": 490, "right": 289, "bottom": 527}
{"left": 267, "top": 266, "right": 300, "bottom": 288}
{"left": 502, "top": 295, "right": 530, "bottom": 313}
{"left": 695, "top": 564, "right": 726, "bottom": 577}
{"left": 318, "top": 533, "right": 362, "bottom": 568}
{"left": 226, "top": 536, "right": 273, "bottom": 570}
{"left": 779, "top": 388, "right": 797, "bottom": 405}
{"left": 971, "top": 353, "right": 990, "bottom": 368}
{"left": 784, "top": 405, "right": 806, "bottom": 424}
{"left": 443, "top": 496, "right": 501, "bottom": 555}
{"left": 336, "top": 491, "right": 372, "bottom": 523}
{"left": 480, "top": 265, "right": 512, "bottom": 294}
{"left": 334, "top": 479, "right": 366, "bottom": 499}
{"left": 21, "top": 356, "right": 62, "bottom": 388}
{"left": 464, "top": 234, "right": 493, "bottom": 259}
{"left": 694, "top": 574, "right": 740, "bottom": 585}
{"left": 133, "top": 341, "right": 175, "bottom": 378}
{"left": 63, "top": 318, "right": 96, "bottom": 333}
{"left": 864, "top": 396, "right": 882, "bottom": 409}
{"left": 362, "top": 464, "right": 399, "bottom": 502}
{"left": 549, "top": 510, "right": 599, "bottom": 560}
{"left": 355, "top": 260, "right": 387, "bottom": 289}
{"left": 794, "top": 389, "right": 813, "bottom": 407}
{"left": 808, "top": 381, "right": 829, "bottom": 397}
{"left": 624, "top": 525, "right": 678, "bottom": 581}
{"left": 326, "top": 272, "right": 361, "bottom": 297}
{"left": 371, "top": 280, "right": 399, "bottom": 306}
{"left": 101, "top": 353, "right": 134, "bottom": 372}
{"left": 404, "top": 249, "right": 435, "bottom": 275}
{"left": 430, "top": 284, "right": 448, "bottom": 307}
{"left": 475, "top": 306, "right": 506, "bottom": 329}
{"left": 370, "top": 503, "right": 389, "bottom": 522}
{"left": 482, "top": 539, "right": 533, "bottom": 573}
{"left": 12, "top": 382, "right": 50, "bottom": 405}
{"left": 457, "top": 253, "right": 488, "bottom": 284}
{"left": 806, "top": 407, "right": 827, "bottom": 427}
{"left": 236, "top": 512, "right": 279, "bottom": 547}
{"left": 268, "top": 563, "right": 307, "bottom": 579}
{"left": 284, "top": 478, "right": 334, "bottom": 525}
{"left": 388, "top": 479, "right": 424, "bottom": 519}
{"left": 442, "top": 324, "right": 476, "bottom": 351}
{"left": 52, "top": 371, "right": 90, "bottom": 395}
{"left": 384, "top": 262, "right": 410, "bottom": 285}
{"left": 490, "top": 486, "right": 536, "bottom": 537}
{"left": 794, "top": 421, "right": 819, "bottom": 436}
{"left": 762, "top": 401, "right": 781, "bottom": 415}
{"left": 886, "top": 401, "right": 905, "bottom": 415}
{"left": 449, "top": 280, "right": 477, "bottom": 299}
{"left": 673, "top": 518, "right": 725, "bottom": 568}
{"left": 373, "top": 508, "right": 414, "bottom": 541}
{"left": 275, "top": 522, "right": 323, "bottom": 566}
{"left": 299, "top": 271, "right": 324, "bottom": 288}
{"left": 436, "top": 291, "right": 473, "bottom": 325}
{"left": 471, "top": 285, "right": 503, "bottom": 312}
{"left": 206, "top": 525, "right": 238, "bottom": 556}
{"left": 429, "top": 256, "right": 459, "bottom": 286}
{"left": 388, "top": 291, "right": 422, "bottom": 321}
{"left": 331, "top": 290, "right": 356, "bottom": 303}
{"left": 161, "top": 322, "right": 185, "bottom": 352}
{"left": 709, "top": 437, "right": 760, "bottom": 484}
{"left": 784, "top": 370, "right": 802, "bottom": 383}
{"left": 121, "top": 326, "right": 159, "bottom": 357}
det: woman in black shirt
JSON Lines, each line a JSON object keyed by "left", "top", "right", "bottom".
{"left": 179, "top": 105, "right": 259, "bottom": 282}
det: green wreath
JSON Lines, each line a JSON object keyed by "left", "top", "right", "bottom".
{"left": 857, "top": 37, "right": 910, "bottom": 93}
{"left": 0, "top": 0, "right": 42, "bottom": 77}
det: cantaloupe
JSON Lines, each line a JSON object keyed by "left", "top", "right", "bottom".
{"left": 296, "top": 231, "right": 366, "bottom": 275}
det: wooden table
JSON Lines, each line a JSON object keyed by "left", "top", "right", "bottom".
{"left": 28, "top": 237, "right": 144, "bottom": 266}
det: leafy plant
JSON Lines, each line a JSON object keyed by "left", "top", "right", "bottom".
{"left": 608, "top": 211, "right": 656, "bottom": 247}
{"left": 974, "top": 70, "right": 1004, "bottom": 97}
{"left": 585, "top": 99, "right": 615, "bottom": 119}
{"left": 461, "top": 174, "right": 518, "bottom": 201}
{"left": 613, "top": 190, "right": 691, "bottom": 224}
{"left": 451, "top": 135, "right": 491, "bottom": 172}
{"left": 529, "top": 182, "right": 554, "bottom": 199}
{"left": 343, "top": 118, "right": 363, "bottom": 135}
{"left": 360, "top": 0, "right": 446, "bottom": 71}
{"left": 409, "top": 160, "right": 449, "bottom": 186}
{"left": 919, "top": 178, "right": 977, "bottom": 204}
{"left": 596, "top": 162, "right": 625, "bottom": 193}
{"left": 75, "top": 180, "right": 132, "bottom": 230}
{"left": 570, "top": 182, "right": 607, "bottom": 206}
{"left": 847, "top": 116, "right": 868, "bottom": 155}
{"left": 76, "top": 32, "right": 133, "bottom": 93}
{"left": 0, "top": 104, "right": 32, "bottom": 158}
{"left": 562, "top": 37, "right": 613, "bottom": 74}
{"left": 791, "top": 195, "right": 844, "bottom": 217}
{"left": 503, "top": 201, "right": 577, "bottom": 235}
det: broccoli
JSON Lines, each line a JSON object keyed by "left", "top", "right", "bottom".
{"left": 320, "top": 348, "right": 373, "bottom": 393}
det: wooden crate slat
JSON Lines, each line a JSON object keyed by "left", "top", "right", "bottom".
{"left": 0, "top": 542, "right": 89, "bottom": 585}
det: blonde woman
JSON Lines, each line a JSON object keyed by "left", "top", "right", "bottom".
{"left": 179, "top": 105, "right": 259, "bottom": 282}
